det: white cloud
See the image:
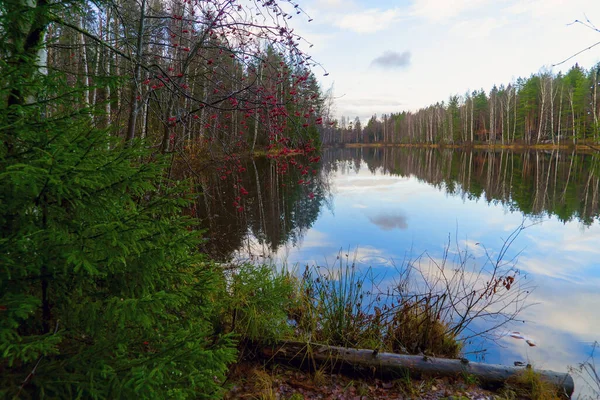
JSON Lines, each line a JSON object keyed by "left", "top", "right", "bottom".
{"left": 516, "top": 256, "right": 585, "bottom": 284}
{"left": 335, "top": 8, "right": 403, "bottom": 33}
{"left": 527, "top": 229, "right": 600, "bottom": 255}
{"left": 504, "top": 0, "right": 572, "bottom": 17}
{"left": 451, "top": 16, "right": 508, "bottom": 39}
{"left": 297, "top": 31, "right": 338, "bottom": 55}
{"left": 336, "top": 177, "right": 405, "bottom": 193}
{"left": 353, "top": 246, "right": 394, "bottom": 266}
{"left": 335, "top": 96, "right": 407, "bottom": 121}
{"left": 315, "top": 0, "right": 345, "bottom": 8}
{"left": 459, "top": 239, "right": 487, "bottom": 258}
{"left": 300, "top": 229, "right": 333, "bottom": 249}
{"left": 410, "top": 0, "right": 492, "bottom": 22}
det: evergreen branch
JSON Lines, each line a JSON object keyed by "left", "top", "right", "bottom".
{"left": 16, "top": 320, "right": 60, "bottom": 397}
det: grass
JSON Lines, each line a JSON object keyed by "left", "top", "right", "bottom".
{"left": 312, "top": 367, "right": 326, "bottom": 386}
{"left": 395, "top": 371, "right": 419, "bottom": 397}
{"left": 292, "top": 253, "right": 377, "bottom": 348}
{"left": 251, "top": 368, "right": 277, "bottom": 400}
{"left": 499, "top": 367, "right": 568, "bottom": 400}
{"left": 216, "top": 263, "right": 297, "bottom": 343}
{"left": 219, "top": 257, "right": 568, "bottom": 400}
{"left": 287, "top": 252, "right": 462, "bottom": 358}
{"left": 387, "top": 299, "right": 462, "bottom": 358}
{"left": 461, "top": 371, "right": 480, "bottom": 386}
{"left": 223, "top": 233, "right": 526, "bottom": 359}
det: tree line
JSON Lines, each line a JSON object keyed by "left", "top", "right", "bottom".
{"left": 323, "top": 63, "right": 600, "bottom": 146}
{"left": 23, "top": 0, "right": 331, "bottom": 155}
{"left": 323, "top": 147, "right": 600, "bottom": 225}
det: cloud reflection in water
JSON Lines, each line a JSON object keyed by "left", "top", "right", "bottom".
{"left": 367, "top": 212, "right": 409, "bottom": 231}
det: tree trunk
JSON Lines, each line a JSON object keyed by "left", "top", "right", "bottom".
{"left": 126, "top": 0, "right": 146, "bottom": 143}
{"left": 593, "top": 69, "right": 599, "bottom": 142}
{"left": 79, "top": 15, "right": 90, "bottom": 108}
{"left": 569, "top": 91, "right": 576, "bottom": 145}
{"left": 489, "top": 93, "right": 495, "bottom": 143}
{"left": 252, "top": 64, "right": 263, "bottom": 153}
{"left": 550, "top": 76, "right": 555, "bottom": 144}
{"left": 558, "top": 84, "right": 563, "bottom": 146}
{"left": 470, "top": 98, "right": 474, "bottom": 143}
{"left": 261, "top": 342, "right": 574, "bottom": 397}
{"left": 537, "top": 76, "right": 546, "bottom": 144}
{"left": 104, "top": 8, "right": 112, "bottom": 128}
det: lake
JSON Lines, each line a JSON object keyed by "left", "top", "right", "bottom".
{"left": 191, "top": 146, "right": 600, "bottom": 394}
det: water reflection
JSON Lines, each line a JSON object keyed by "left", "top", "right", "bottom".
{"left": 182, "top": 155, "right": 331, "bottom": 260}
{"left": 324, "top": 147, "right": 600, "bottom": 225}
{"left": 367, "top": 211, "right": 409, "bottom": 231}
{"left": 188, "top": 147, "right": 600, "bottom": 395}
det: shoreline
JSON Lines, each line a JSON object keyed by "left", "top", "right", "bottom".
{"left": 330, "top": 142, "right": 600, "bottom": 152}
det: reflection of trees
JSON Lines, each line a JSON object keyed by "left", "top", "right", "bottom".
{"left": 179, "top": 156, "right": 330, "bottom": 260}
{"left": 323, "top": 148, "right": 600, "bottom": 225}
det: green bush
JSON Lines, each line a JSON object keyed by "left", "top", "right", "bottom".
{"left": 216, "top": 264, "right": 296, "bottom": 343}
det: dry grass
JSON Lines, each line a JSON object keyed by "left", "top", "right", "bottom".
{"left": 289, "top": 253, "right": 462, "bottom": 357}
{"left": 499, "top": 367, "right": 568, "bottom": 400}
{"left": 386, "top": 299, "right": 462, "bottom": 358}
{"left": 312, "top": 367, "right": 327, "bottom": 386}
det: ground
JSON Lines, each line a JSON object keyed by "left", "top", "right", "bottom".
{"left": 225, "top": 362, "right": 500, "bottom": 400}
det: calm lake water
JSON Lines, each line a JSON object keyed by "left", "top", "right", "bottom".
{"left": 193, "top": 147, "right": 600, "bottom": 394}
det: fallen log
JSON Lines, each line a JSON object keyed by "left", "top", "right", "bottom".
{"left": 261, "top": 341, "right": 574, "bottom": 398}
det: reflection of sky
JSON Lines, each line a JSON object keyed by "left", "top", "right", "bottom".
{"left": 235, "top": 161, "right": 600, "bottom": 395}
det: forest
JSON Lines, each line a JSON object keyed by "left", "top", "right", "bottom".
{"left": 323, "top": 64, "right": 600, "bottom": 146}
{"left": 0, "top": 0, "right": 332, "bottom": 397}
{"left": 8, "top": 0, "right": 332, "bottom": 153}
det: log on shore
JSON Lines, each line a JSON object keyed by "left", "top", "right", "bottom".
{"left": 261, "top": 341, "right": 574, "bottom": 397}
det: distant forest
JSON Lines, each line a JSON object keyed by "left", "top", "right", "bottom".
{"left": 322, "top": 63, "right": 600, "bottom": 146}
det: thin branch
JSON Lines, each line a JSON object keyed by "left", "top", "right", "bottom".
{"left": 50, "top": 15, "right": 132, "bottom": 62}
{"left": 552, "top": 40, "right": 600, "bottom": 67}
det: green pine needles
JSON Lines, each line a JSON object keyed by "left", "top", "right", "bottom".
{"left": 0, "top": 66, "right": 235, "bottom": 400}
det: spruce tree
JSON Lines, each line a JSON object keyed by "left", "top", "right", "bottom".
{"left": 0, "top": 4, "right": 235, "bottom": 399}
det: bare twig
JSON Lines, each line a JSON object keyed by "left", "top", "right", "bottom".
{"left": 553, "top": 17, "right": 600, "bottom": 66}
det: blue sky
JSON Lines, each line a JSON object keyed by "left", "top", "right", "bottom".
{"left": 283, "top": 0, "right": 600, "bottom": 123}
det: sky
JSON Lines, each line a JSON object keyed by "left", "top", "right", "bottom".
{"left": 282, "top": 0, "right": 600, "bottom": 123}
